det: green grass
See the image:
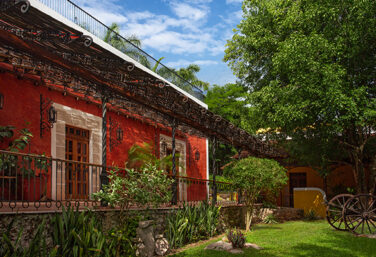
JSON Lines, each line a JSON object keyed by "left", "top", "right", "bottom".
{"left": 171, "top": 220, "right": 376, "bottom": 257}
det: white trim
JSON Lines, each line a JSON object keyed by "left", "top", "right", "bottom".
{"left": 293, "top": 187, "right": 327, "bottom": 202}
{"left": 159, "top": 134, "right": 187, "bottom": 201}
{"left": 50, "top": 103, "right": 102, "bottom": 200}
{"left": 30, "top": 0, "right": 207, "bottom": 108}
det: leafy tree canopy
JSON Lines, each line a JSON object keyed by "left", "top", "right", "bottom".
{"left": 224, "top": 0, "right": 376, "bottom": 193}
{"left": 224, "top": 157, "right": 287, "bottom": 231}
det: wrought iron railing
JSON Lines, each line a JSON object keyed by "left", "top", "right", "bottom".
{"left": 35, "top": 0, "right": 205, "bottom": 101}
{"left": 0, "top": 150, "right": 237, "bottom": 212}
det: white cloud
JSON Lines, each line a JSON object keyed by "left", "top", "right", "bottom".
{"left": 71, "top": 0, "right": 228, "bottom": 59}
{"left": 170, "top": 2, "right": 208, "bottom": 21}
{"left": 166, "top": 59, "right": 218, "bottom": 67}
{"left": 226, "top": 0, "right": 243, "bottom": 4}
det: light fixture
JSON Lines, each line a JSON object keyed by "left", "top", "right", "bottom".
{"left": 116, "top": 127, "right": 123, "bottom": 142}
{"left": 48, "top": 106, "right": 57, "bottom": 123}
{"left": 0, "top": 93, "right": 3, "bottom": 109}
{"left": 195, "top": 150, "right": 200, "bottom": 161}
{"left": 161, "top": 141, "right": 167, "bottom": 155}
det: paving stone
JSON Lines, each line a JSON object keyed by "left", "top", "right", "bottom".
{"left": 244, "top": 242, "right": 263, "bottom": 250}
{"left": 205, "top": 241, "right": 233, "bottom": 251}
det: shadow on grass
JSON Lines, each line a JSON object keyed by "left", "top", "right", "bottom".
{"left": 251, "top": 225, "right": 282, "bottom": 231}
{"left": 289, "top": 232, "right": 376, "bottom": 257}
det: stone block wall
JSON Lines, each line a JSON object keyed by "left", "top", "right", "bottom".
{"left": 0, "top": 205, "right": 304, "bottom": 249}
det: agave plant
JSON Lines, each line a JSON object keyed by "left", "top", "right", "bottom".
{"left": 166, "top": 202, "right": 221, "bottom": 249}
{"left": 51, "top": 207, "right": 109, "bottom": 257}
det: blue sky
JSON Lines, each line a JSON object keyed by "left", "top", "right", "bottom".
{"left": 72, "top": 0, "right": 243, "bottom": 86}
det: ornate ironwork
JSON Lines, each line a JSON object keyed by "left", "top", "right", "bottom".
{"left": 0, "top": 0, "right": 29, "bottom": 13}
{"left": 100, "top": 96, "right": 109, "bottom": 207}
{"left": 0, "top": 35, "right": 282, "bottom": 158}
{"left": 40, "top": 94, "right": 57, "bottom": 138}
{"left": 171, "top": 118, "right": 178, "bottom": 205}
{"left": 211, "top": 137, "right": 217, "bottom": 205}
{"left": 109, "top": 116, "right": 123, "bottom": 152}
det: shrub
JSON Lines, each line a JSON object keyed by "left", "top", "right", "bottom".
{"left": 224, "top": 157, "right": 287, "bottom": 231}
{"left": 166, "top": 202, "right": 221, "bottom": 249}
{"left": 263, "top": 214, "right": 278, "bottom": 224}
{"left": 304, "top": 209, "right": 319, "bottom": 221}
{"left": 106, "top": 217, "right": 139, "bottom": 257}
{"left": 226, "top": 229, "right": 245, "bottom": 249}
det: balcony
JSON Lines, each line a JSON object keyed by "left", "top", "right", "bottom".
{"left": 0, "top": 150, "right": 238, "bottom": 213}
{"left": 35, "top": 0, "right": 205, "bottom": 102}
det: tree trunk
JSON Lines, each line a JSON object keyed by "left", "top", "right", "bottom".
{"left": 369, "top": 155, "right": 376, "bottom": 194}
{"left": 349, "top": 148, "right": 367, "bottom": 194}
{"left": 245, "top": 197, "right": 255, "bottom": 232}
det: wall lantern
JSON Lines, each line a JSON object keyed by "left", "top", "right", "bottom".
{"left": 116, "top": 127, "right": 123, "bottom": 142}
{"left": 195, "top": 150, "right": 200, "bottom": 161}
{"left": 161, "top": 141, "right": 168, "bottom": 156}
{"left": 0, "top": 93, "right": 3, "bottom": 109}
{"left": 48, "top": 106, "right": 57, "bottom": 123}
{"left": 109, "top": 117, "right": 123, "bottom": 152}
{"left": 40, "top": 94, "right": 57, "bottom": 138}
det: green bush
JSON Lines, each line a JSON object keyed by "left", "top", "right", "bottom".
{"left": 226, "top": 229, "right": 245, "bottom": 249}
{"left": 106, "top": 217, "right": 139, "bottom": 257}
{"left": 263, "top": 214, "right": 278, "bottom": 224}
{"left": 166, "top": 202, "right": 221, "bottom": 249}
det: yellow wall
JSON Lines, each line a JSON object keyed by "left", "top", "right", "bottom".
{"left": 294, "top": 188, "right": 326, "bottom": 218}
{"left": 280, "top": 167, "right": 324, "bottom": 207}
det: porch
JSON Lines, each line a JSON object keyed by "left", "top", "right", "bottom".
{"left": 0, "top": 150, "right": 238, "bottom": 213}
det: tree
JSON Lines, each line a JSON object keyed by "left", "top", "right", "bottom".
{"left": 224, "top": 157, "right": 287, "bottom": 231}
{"left": 205, "top": 83, "right": 254, "bottom": 171}
{"left": 176, "top": 64, "right": 209, "bottom": 91}
{"left": 104, "top": 23, "right": 142, "bottom": 59}
{"left": 224, "top": 0, "right": 376, "bottom": 193}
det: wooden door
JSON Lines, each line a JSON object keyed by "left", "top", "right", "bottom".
{"left": 289, "top": 172, "right": 307, "bottom": 207}
{"left": 65, "top": 125, "right": 90, "bottom": 200}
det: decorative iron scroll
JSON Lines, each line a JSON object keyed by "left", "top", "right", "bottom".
{"left": 0, "top": 20, "right": 92, "bottom": 47}
{"left": 0, "top": 38, "right": 282, "bottom": 158}
{"left": 0, "top": 0, "right": 29, "bottom": 14}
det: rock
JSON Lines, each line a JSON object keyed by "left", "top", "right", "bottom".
{"left": 228, "top": 248, "right": 244, "bottom": 254}
{"left": 155, "top": 237, "right": 169, "bottom": 256}
{"left": 139, "top": 220, "right": 154, "bottom": 229}
{"left": 205, "top": 241, "right": 233, "bottom": 251}
{"left": 155, "top": 234, "right": 164, "bottom": 239}
{"left": 244, "top": 243, "right": 263, "bottom": 250}
{"left": 221, "top": 236, "right": 229, "bottom": 242}
{"left": 136, "top": 220, "right": 155, "bottom": 257}
{"left": 135, "top": 243, "right": 146, "bottom": 257}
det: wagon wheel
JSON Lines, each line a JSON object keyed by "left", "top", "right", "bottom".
{"left": 326, "top": 194, "right": 353, "bottom": 231}
{"left": 343, "top": 194, "right": 376, "bottom": 235}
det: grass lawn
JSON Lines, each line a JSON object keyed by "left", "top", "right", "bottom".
{"left": 171, "top": 220, "right": 376, "bottom": 257}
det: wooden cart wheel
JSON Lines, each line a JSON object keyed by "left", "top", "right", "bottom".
{"left": 326, "top": 194, "right": 353, "bottom": 231}
{"left": 343, "top": 194, "right": 376, "bottom": 235}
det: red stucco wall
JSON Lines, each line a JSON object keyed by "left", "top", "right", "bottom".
{"left": 0, "top": 72, "right": 208, "bottom": 201}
